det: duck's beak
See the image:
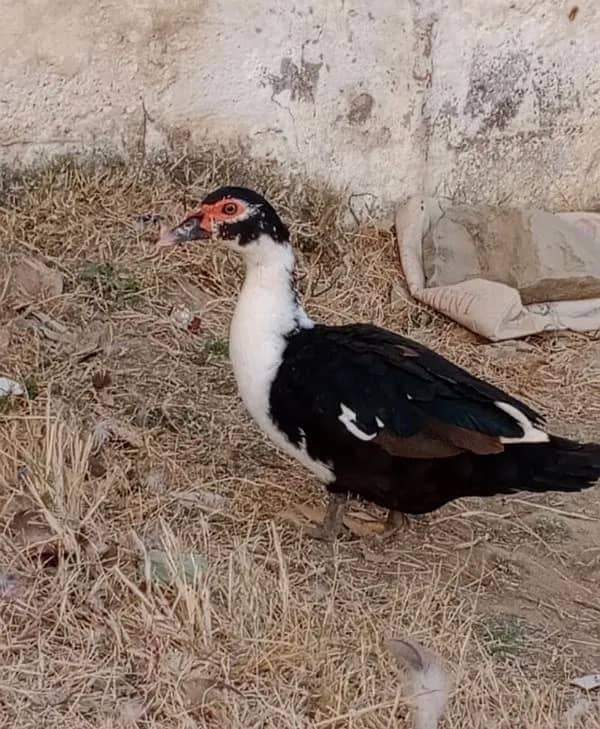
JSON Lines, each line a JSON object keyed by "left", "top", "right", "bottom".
{"left": 158, "top": 213, "right": 212, "bottom": 246}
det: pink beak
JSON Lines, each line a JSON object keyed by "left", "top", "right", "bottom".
{"left": 158, "top": 213, "right": 212, "bottom": 246}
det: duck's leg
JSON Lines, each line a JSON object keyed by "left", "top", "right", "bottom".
{"left": 304, "top": 492, "right": 347, "bottom": 542}
{"left": 380, "top": 509, "right": 410, "bottom": 539}
{"left": 378, "top": 509, "right": 426, "bottom": 541}
{"left": 388, "top": 509, "right": 410, "bottom": 530}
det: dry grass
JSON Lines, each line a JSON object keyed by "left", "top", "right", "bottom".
{"left": 0, "top": 155, "right": 599, "bottom": 728}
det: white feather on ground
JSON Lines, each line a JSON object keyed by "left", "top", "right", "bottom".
{"left": 387, "top": 638, "right": 450, "bottom": 729}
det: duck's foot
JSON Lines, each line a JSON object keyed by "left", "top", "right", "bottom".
{"left": 373, "top": 509, "right": 429, "bottom": 542}
{"left": 375, "top": 509, "right": 411, "bottom": 542}
{"left": 303, "top": 492, "right": 347, "bottom": 542}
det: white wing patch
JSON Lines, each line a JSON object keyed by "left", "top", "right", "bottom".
{"left": 339, "top": 403, "right": 378, "bottom": 441}
{"left": 495, "top": 401, "right": 549, "bottom": 444}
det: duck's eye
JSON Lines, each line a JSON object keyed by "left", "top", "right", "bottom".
{"left": 222, "top": 202, "right": 238, "bottom": 215}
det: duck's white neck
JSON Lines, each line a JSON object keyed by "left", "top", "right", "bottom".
{"left": 228, "top": 236, "right": 313, "bottom": 426}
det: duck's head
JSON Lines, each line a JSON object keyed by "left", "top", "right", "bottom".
{"left": 160, "top": 186, "right": 290, "bottom": 258}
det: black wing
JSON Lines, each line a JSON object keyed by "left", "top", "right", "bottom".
{"left": 269, "top": 323, "right": 545, "bottom": 459}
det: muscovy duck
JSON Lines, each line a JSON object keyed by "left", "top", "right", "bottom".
{"left": 160, "top": 187, "right": 600, "bottom": 541}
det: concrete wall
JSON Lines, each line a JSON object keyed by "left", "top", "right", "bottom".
{"left": 3, "top": 0, "right": 599, "bottom": 219}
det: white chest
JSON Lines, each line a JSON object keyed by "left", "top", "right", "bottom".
{"left": 229, "top": 295, "right": 286, "bottom": 433}
{"left": 227, "top": 247, "right": 333, "bottom": 483}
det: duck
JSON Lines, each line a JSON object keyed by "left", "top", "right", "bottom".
{"left": 159, "top": 186, "right": 600, "bottom": 541}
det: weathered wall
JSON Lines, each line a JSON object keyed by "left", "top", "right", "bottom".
{"left": 2, "top": 0, "right": 599, "bottom": 218}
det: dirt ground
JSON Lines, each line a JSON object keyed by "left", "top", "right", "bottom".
{"left": 0, "top": 159, "right": 599, "bottom": 728}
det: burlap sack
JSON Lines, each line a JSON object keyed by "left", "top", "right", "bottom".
{"left": 396, "top": 197, "right": 600, "bottom": 341}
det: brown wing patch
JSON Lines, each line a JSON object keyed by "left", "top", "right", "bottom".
{"left": 375, "top": 431, "right": 462, "bottom": 458}
{"left": 425, "top": 417, "right": 505, "bottom": 455}
{"left": 375, "top": 417, "right": 505, "bottom": 459}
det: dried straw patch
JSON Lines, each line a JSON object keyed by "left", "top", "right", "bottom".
{"left": 0, "top": 157, "right": 599, "bottom": 728}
